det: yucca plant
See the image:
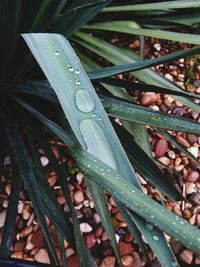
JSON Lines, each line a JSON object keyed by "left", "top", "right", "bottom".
{"left": 1, "top": 1, "right": 200, "bottom": 266}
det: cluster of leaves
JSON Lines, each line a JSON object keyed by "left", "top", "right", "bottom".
{"left": 1, "top": 1, "right": 200, "bottom": 266}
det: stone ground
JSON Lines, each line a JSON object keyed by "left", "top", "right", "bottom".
{"left": 1, "top": 37, "right": 200, "bottom": 266}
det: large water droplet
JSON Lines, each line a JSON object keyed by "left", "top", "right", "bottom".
{"left": 152, "top": 235, "right": 159, "bottom": 242}
{"left": 54, "top": 51, "right": 60, "bottom": 56}
{"left": 80, "top": 119, "right": 117, "bottom": 170}
{"left": 145, "top": 223, "right": 154, "bottom": 231}
{"left": 75, "top": 90, "right": 95, "bottom": 113}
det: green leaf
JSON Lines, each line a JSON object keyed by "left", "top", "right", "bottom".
{"left": 97, "top": 77, "right": 200, "bottom": 99}
{"left": 53, "top": 0, "right": 112, "bottom": 38}
{"left": 102, "top": 96, "right": 200, "bottom": 134}
{"left": 83, "top": 20, "right": 200, "bottom": 45}
{"left": 0, "top": 170, "right": 20, "bottom": 258}
{"left": 88, "top": 47, "right": 200, "bottom": 80}
{"left": 102, "top": 1, "right": 200, "bottom": 12}
{"left": 85, "top": 178, "right": 121, "bottom": 265}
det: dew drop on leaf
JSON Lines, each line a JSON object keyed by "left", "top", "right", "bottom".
{"left": 75, "top": 80, "right": 81, "bottom": 85}
{"left": 145, "top": 223, "right": 154, "bottom": 231}
{"left": 75, "top": 69, "right": 80, "bottom": 74}
{"left": 152, "top": 235, "right": 159, "bottom": 242}
{"left": 54, "top": 51, "right": 60, "bottom": 56}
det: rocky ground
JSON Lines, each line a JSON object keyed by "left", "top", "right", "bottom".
{"left": 1, "top": 37, "right": 200, "bottom": 266}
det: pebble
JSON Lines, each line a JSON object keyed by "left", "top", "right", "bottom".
{"left": 121, "top": 254, "right": 134, "bottom": 267}
{"left": 23, "top": 204, "right": 31, "bottom": 220}
{"left": 13, "top": 241, "right": 25, "bottom": 252}
{"left": 165, "top": 73, "right": 173, "bottom": 81}
{"left": 187, "top": 171, "right": 199, "bottom": 182}
{"left": 66, "top": 248, "right": 75, "bottom": 258}
{"left": 140, "top": 92, "right": 157, "bottom": 106}
{"left": 84, "top": 233, "right": 96, "bottom": 249}
{"left": 0, "top": 210, "right": 6, "bottom": 228}
{"left": 100, "top": 256, "right": 116, "bottom": 267}
{"left": 34, "top": 249, "right": 50, "bottom": 264}
{"left": 168, "top": 150, "right": 176, "bottom": 159}
{"left": 30, "top": 229, "right": 45, "bottom": 248}
{"left": 67, "top": 255, "right": 80, "bottom": 267}
{"left": 176, "top": 135, "right": 190, "bottom": 148}
{"left": 155, "top": 139, "right": 168, "bottom": 157}
{"left": 118, "top": 241, "right": 133, "bottom": 256}
{"left": 187, "top": 192, "right": 200, "bottom": 206}
{"left": 179, "top": 249, "right": 193, "bottom": 264}
{"left": 196, "top": 214, "right": 200, "bottom": 227}
{"left": 188, "top": 146, "right": 199, "bottom": 158}
{"left": 40, "top": 156, "right": 49, "bottom": 167}
{"left": 158, "top": 156, "right": 170, "bottom": 166}
{"left": 154, "top": 43, "right": 161, "bottom": 51}
{"left": 11, "top": 252, "right": 24, "bottom": 259}
{"left": 185, "top": 183, "right": 196, "bottom": 194}
{"left": 73, "top": 190, "right": 84, "bottom": 204}
{"left": 76, "top": 172, "right": 84, "bottom": 185}
{"left": 93, "top": 213, "right": 101, "bottom": 224}
{"left": 80, "top": 222, "right": 92, "bottom": 233}
{"left": 102, "top": 231, "right": 109, "bottom": 241}
{"left": 187, "top": 134, "right": 197, "bottom": 145}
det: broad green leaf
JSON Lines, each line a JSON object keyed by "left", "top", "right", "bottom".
{"left": 102, "top": 1, "right": 200, "bottom": 12}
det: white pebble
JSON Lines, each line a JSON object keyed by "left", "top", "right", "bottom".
{"left": 165, "top": 74, "right": 174, "bottom": 82}
{"left": 154, "top": 43, "right": 161, "bottom": 51}
{"left": 188, "top": 147, "right": 199, "bottom": 158}
{"left": 40, "top": 156, "right": 49, "bottom": 167}
{"left": 80, "top": 222, "right": 92, "bottom": 233}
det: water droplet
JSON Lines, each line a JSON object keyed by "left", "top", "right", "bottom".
{"left": 152, "top": 235, "right": 159, "bottom": 242}
{"left": 145, "top": 223, "right": 154, "bottom": 231}
{"left": 75, "top": 69, "right": 80, "bottom": 74}
{"left": 69, "top": 67, "right": 74, "bottom": 72}
{"left": 87, "top": 164, "right": 90, "bottom": 168}
{"left": 150, "top": 215, "right": 155, "bottom": 219}
{"left": 75, "top": 90, "right": 95, "bottom": 113}
{"left": 75, "top": 80, "right": 81, "bottom": 85}
{"left": 180, "top": 221, "right": 185, "bottom": 224}
{"left": 67, "top": 64, "right": 71, "bottom": 67}
{"left": 131, "top": 190, "right": 135, "bottom": 193}
{"left": 54, "top": 51, "right": 60, "bottom": 56}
